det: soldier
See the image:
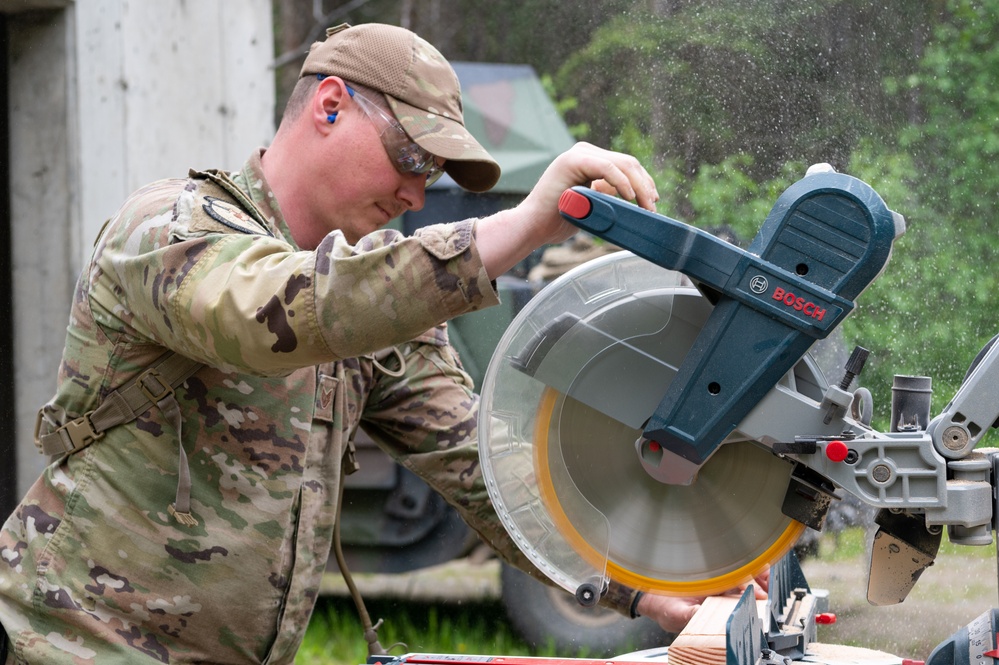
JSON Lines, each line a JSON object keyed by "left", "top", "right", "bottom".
{"left": 0, "top": 22, "right": 752, "bottom": 664}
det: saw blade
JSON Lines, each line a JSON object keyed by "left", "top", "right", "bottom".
{"left": 479, "top": 251, "right": 814, "bottom": 599}
{"left": 535, "top": 386, "right": 804, "bottom": 596}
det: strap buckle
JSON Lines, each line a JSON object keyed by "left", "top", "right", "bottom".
{"left": 35, "top": 409, "right": 105, "bottom": 454}
{"left": 32, "top": 409, "right": 46, "bottom": 451}
{"left": 138, "top": 368, "right": 175, "bottom": 404}
{"left": 63, "top": 411, "right": 105, "bottom": 450}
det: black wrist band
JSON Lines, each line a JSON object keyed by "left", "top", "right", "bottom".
{"left": 629, "top": 590, "right": 644, "bottom": 618}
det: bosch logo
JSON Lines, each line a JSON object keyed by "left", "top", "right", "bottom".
{"left": 749, "top": 275, "right": 769, "bottom": 294}
{"left": 772, "top": 287, "right": 827, "bottom": 321}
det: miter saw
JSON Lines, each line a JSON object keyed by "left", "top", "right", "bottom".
{"left": 371, "top": 167, "right": 999, "bottom": 665}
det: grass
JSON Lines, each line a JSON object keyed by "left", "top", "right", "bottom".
{"left": 802, "top": 526, "right": 998, "bottom": 659}
{"left": 295, "top": 597, "right": 556, "bottom": 665}
{"left": 815, "top": 523, "right": 997, "bottom": 562}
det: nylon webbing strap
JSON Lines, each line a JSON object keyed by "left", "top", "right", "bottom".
{"left": 34, "top": 352, "right": 203, "bottom": 456}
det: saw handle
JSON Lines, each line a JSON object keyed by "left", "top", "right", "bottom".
{"left": 558, "top": 188, "right": 743, "bottom": 289}
{"left": 558, "top": 174, "right": 903, "bottom": 465}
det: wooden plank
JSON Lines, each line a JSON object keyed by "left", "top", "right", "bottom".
{"left": 669, "top": 596, "right": 767, "bottom": 665}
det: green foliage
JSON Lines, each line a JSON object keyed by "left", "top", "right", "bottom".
{"left": 902, "top": 0, "right": 999, "bottom": 221}
{"left": 296, "top": 598, "right": 558, "bottom": 665}
{"left": 836, "top": 144, "right": 947, "bottom": 426}
{"left": 554, "top": 0, "right": 999, "bottom": 435}
{"left": 842, "top": 1, "right": 999, "bottom": 431}
{"left": 539, "top": 74, "right": 589, "bottom": 140}
{"left": 685, "top": 155, "right": 805, "bottom": 242}
{"left": 552, "top": 0, "right": 931, "bottom": 181}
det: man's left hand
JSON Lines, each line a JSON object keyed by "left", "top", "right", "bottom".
{"left": 635, "top": 569, "right": 770, "bottom": 634}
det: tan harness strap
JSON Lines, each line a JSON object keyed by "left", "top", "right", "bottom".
{"left": 34, "top": 352, "right": 204, "bottom": 527}
{"left": 34, "top": 352, "right": 203, "bottom": 456}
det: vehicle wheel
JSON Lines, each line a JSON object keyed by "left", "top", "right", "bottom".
{"left": 499, "top": 563, "right": 674, "bottom": 657}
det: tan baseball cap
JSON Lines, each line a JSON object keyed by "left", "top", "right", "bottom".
{"left": 300, "top": 23, "right": 501, "bottom": 193}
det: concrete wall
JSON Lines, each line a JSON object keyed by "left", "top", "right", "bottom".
{"left": 3, "top": 0, "right": 275, "bottom": 500}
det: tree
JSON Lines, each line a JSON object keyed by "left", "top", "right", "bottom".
{"left": 846, "top": 0, "right": 999, "bottom": 424}
{"left": 903, "top": 0, "right": 999, "bottom": 224}
{"left": 271, "top": 0, "right": 631, "bottom": 118}
{"left": 552, "top": 0, "right": 933, "bottom": 217}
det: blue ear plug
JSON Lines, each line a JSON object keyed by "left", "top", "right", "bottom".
{"left": 316, "top": 75, "right": 353, "bottom": 123}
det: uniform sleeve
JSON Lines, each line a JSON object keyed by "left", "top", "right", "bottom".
{"left": 359, "top": 338, "right": 641, "bottom": 617}
{"left": 89, "top": 181, "right": 499, "bottom": 376}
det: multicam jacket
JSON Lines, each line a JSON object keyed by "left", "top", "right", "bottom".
{"left": 0, "top": 150, "right": 639, "bottom": 664}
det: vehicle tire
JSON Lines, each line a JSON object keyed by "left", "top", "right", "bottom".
{"left": 499, "top": 564, "right": 674, "bottom": 657}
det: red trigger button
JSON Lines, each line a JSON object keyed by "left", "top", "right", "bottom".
{"left": 558, "top": 189, "right": 592, "bottom": 220}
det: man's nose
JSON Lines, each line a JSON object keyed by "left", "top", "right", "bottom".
{"left": 397, "top": 174, "right": 427, "bottom": 211}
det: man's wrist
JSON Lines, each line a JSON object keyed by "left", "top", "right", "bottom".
{"left": 629, "top": 590, "right": 645, "bottom": 618}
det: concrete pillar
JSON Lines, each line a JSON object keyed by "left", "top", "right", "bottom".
{"left": 4, "top": 0, "right": 275, "bottom": 501}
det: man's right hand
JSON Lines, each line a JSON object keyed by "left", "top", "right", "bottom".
{"left": 475, "top": 142, "right": 660, "bottom": 280}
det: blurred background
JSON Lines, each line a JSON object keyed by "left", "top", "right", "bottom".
{"left": 2, "top": 0, "right": 998, "bottom": 662}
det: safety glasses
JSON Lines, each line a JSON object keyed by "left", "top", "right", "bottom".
{"left": 344, "top": 84, "right": 445, "bottom": 187}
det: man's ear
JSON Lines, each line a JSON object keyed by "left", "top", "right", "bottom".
{"left": 313, "top": 76, "right": 350, "bottom": 132}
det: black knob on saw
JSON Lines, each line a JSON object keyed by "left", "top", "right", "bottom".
{"left": 840, "top": 346, "right": 870, "bottom": 389}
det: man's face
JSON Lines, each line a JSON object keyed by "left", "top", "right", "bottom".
{"left": 304, "top": 86, "right": 435, "bottom": 247}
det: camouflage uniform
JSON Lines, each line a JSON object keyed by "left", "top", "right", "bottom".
{"left": 0, "top": 149, "right": 638, "bottom": 664}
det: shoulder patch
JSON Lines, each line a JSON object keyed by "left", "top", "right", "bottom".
{"left": 201, "top": 196, "right": 273, "bottom": 236}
